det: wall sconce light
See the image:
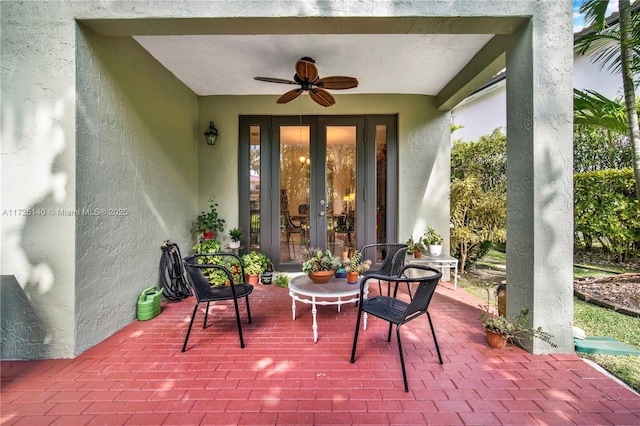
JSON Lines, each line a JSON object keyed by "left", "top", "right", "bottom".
{"left": 204, "top": 121, "right": 219, "bottom": 146}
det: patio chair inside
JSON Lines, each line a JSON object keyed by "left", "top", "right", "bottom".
{"left": 359, "top": 243, "right": 408, "bottom": 295}
{"left": 280, "top": 190, "right": 306, "bottom": 260}
{"left": 350, "top": 264, "right": 443, "bottom": 392}
{"left": 182, "top": 253, "right": 254, "bottom": 351}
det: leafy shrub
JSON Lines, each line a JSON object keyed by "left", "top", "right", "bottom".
{"left": 192, "top": 240, "right": 243, "bottom": 286}
{"left": 450, "top": 177, "right": 506, "bottom": 273}
{"left": 274, "top": 274, "right": 289, "bottom": 288}
{"left": 574, "top": 168, "right": 639, "bottom": 261}
{"left": 573, "top": 125, "right": 633, "bottom": 173}
{"left": 242, "top": 251, "right": 270, "bottom": 275}
{"left": 451, "top": 129, "right": 507, "bottom": 271}
{"left": 451, "top": 128, "right": 506, "bottom": 193}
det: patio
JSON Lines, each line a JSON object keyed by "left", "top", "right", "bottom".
{"left": 2, "top": 280, "right": 639, "bottom": 425}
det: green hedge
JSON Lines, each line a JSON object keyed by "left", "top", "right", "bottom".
{"left": 574, "top": 168, "right": 639, "bottom": 261}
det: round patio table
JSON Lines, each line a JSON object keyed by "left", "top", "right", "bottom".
{"left": 289, "top": 274, "right": 368, "bottom": 343}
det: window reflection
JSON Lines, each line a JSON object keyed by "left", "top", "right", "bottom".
{"left": 326, "top": 126, "right": 356, "bottom": 257}
{"left": 249, "top": 126, "right": 261, "bottom": 251}
{"left": 280, "top": 126, "right": 310, "bottom": 262}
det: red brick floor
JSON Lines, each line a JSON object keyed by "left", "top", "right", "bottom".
{"left": 2, "top": 279, "right": 640, "bottom": 425}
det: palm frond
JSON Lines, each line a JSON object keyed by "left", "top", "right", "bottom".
{"left": 580, "top": 0, "right": 612, "bottom": 30}
{"left": 573, "top": 89, "right": 628, "bottom": 134}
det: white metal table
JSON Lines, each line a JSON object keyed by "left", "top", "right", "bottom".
{"left": 405, "top": 254, "right": 459, "bottom": 290}
{"left": 289, "top": 274, "right": 368, "bottom": 343}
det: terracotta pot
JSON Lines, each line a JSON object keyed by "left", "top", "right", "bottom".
{"left": 414, "top": 251, "right": 422, "bottom": 259}
{"left": 486, "top": 329, "right": 507, "bottom": 349}
{"left": 346, "top": 271, "right": 359, "bottom": 284}
{"left": 308, "top": 270, "right": 335, "bottom": 283}
{"left": 246, "top": 274, "right": 260, "bottom": 285}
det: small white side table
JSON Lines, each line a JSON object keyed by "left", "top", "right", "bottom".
{"left": 289, "top": 274, "right": 368, "bottom": 343}
{"left": 405, "top": 254, "right": 459, "bottom": 290}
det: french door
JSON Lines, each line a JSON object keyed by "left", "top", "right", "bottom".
{"left": 239, "top": 115, "right": 397, "bottom": 271}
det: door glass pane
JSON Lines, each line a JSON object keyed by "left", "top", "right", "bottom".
{"left": 280, "top": 126, "right": 310, "bottom": 262}
{"left": 249, "top": 126, "right": 261, "bottom": 251}
{"left": 375, "top": 125, "right": 387, "bottom": 244}
{"left": 326, "top": 126, "right": 356, "bottom": 258}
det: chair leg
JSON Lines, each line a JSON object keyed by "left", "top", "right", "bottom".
{"left": 182, "top": 302, "right": 199, "bottom": 352}
{"left": 387, "top": 323, "right": 393, "bottom": 342}
{"left": 427, "top": 311, "right": 443, "bottom": 364}
{"left": 203, "top": 301, "right": 210, "bottom": 329}
{"left": 231, "top": 297, "right": 245, "bottom": 349}
{"left": 245, "top": 296, "right": 252, "bottom": 324}
{"left": 396, "top": 324, "right": 409, "bottom": 392}
{"left": 350, "top": 308, "right": 364, "bottom": 363}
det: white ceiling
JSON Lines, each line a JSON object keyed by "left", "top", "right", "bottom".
{"left": 133, "top": 34, "right": 494, "bottom": 97}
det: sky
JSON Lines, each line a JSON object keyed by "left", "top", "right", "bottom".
{"left": 572, "top": 0, "right": 620, "bottom": 33}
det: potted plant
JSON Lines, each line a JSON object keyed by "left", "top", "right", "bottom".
{"left": 194, "top": 201, "right": 226, "bottom": 240}
{"left": 406, "top": 237, "right": 423, "bottom": 258}
{"left": 423, "top": 226, "right": 443, "bottom": 256}
{"left": 406, "top": 237, "right": 415, "bottom": 256}
{"left": 228, "top": 227, "right": 242, "bottom": 249}
{"left": 300, "top": 247, "right": 341, "bottom": 283}
{"left": 193, "top": 239, "right": 221, "bottom": 255}
{"left": 342, "top": 251, "right": 372, "bottom": 284}
{"left": 479, "top": 305, "right": 557, "bottom": 349}
{"left": 274, "top": 273, "right": 289, "bottom": 288}
{"left": 242, "top": 251, "right": 269, "bottom": 285}
{"left": 192, "top": 240, "right": 243, "bottom": 286}
{"left": 413, "top": 241, "right": 426, "bottom": 258}
{"left": 406, "top": 237, "right": 425, "bottom": 258}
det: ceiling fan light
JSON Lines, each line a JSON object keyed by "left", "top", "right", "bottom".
{"left": 254, "top": 57, "right": 356, "bottom": 107}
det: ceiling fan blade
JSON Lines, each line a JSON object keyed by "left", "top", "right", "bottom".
{"left": 295, "top": 59, "right": 318, "bottom": 82}
{"left": 254, "top": 77, "right": 298, "bottom": 85}
{"left": 277, "top": 89, "right": 303, "bottom": 104}
{"left": 315, "top": 76, "right": 359, "bottom": 90}
{"left": 309, "top": 88, "right": 335, "bottom": 107}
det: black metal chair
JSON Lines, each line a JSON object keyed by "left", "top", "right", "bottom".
{"left": 360, "top": 243, "right": 408, "bottom": 295}
{"left": 280, "top": 189, "right": 306, "bottom": 260}
{"left": 182, "top": 253, "right": 254, "bottom": 351}
{"left": 350, "top": 264, "right": 443, "bottom": 392}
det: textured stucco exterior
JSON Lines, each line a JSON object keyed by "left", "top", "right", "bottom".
{"left": 506, "top": 15, "right": 575, "bottom": 353}
{"left": 1, "top": 0, "right": 573, "bottom": 359}
{"left": 74, "top": 30, "right": 199, "bottom": 354}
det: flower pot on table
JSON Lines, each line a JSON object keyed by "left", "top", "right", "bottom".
{"left": 308, "top": 271, "right": 335, "bottom": 283}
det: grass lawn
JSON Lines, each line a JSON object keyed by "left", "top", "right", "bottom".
{"left": 459, "top": 248, "right": 640, "bottom": 393}
{"left": 574, "top": 297, "right": 640, "bottom": 393}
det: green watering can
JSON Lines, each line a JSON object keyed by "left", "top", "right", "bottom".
{"left": 137, "top": 286, "right": 162, "bottom": 321}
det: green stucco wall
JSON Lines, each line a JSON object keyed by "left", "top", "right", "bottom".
{"left": 74, "top": 30, "right": 199, "bottom": 355}
{"left": 198, "top": 94, "right": 450, "bottom": 250}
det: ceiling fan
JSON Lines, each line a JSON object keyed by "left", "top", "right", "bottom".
{"left": 254, "top": 57, "right": 358, "bottom": 107}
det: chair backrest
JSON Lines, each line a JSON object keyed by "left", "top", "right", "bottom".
{"left": 360, "top": 243, "right": 408, "bottom": 275}
{"left": 398, "top": 264, "right": 442, "bottom": 320}
{"left": 183, "top": 253, "right": 245, "bottom": 301}
{"left": 282, "top": 210, "right": 300, "bottom": 230}
{"left": 389, "top": 246, "right": 409, "bottom": 276}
